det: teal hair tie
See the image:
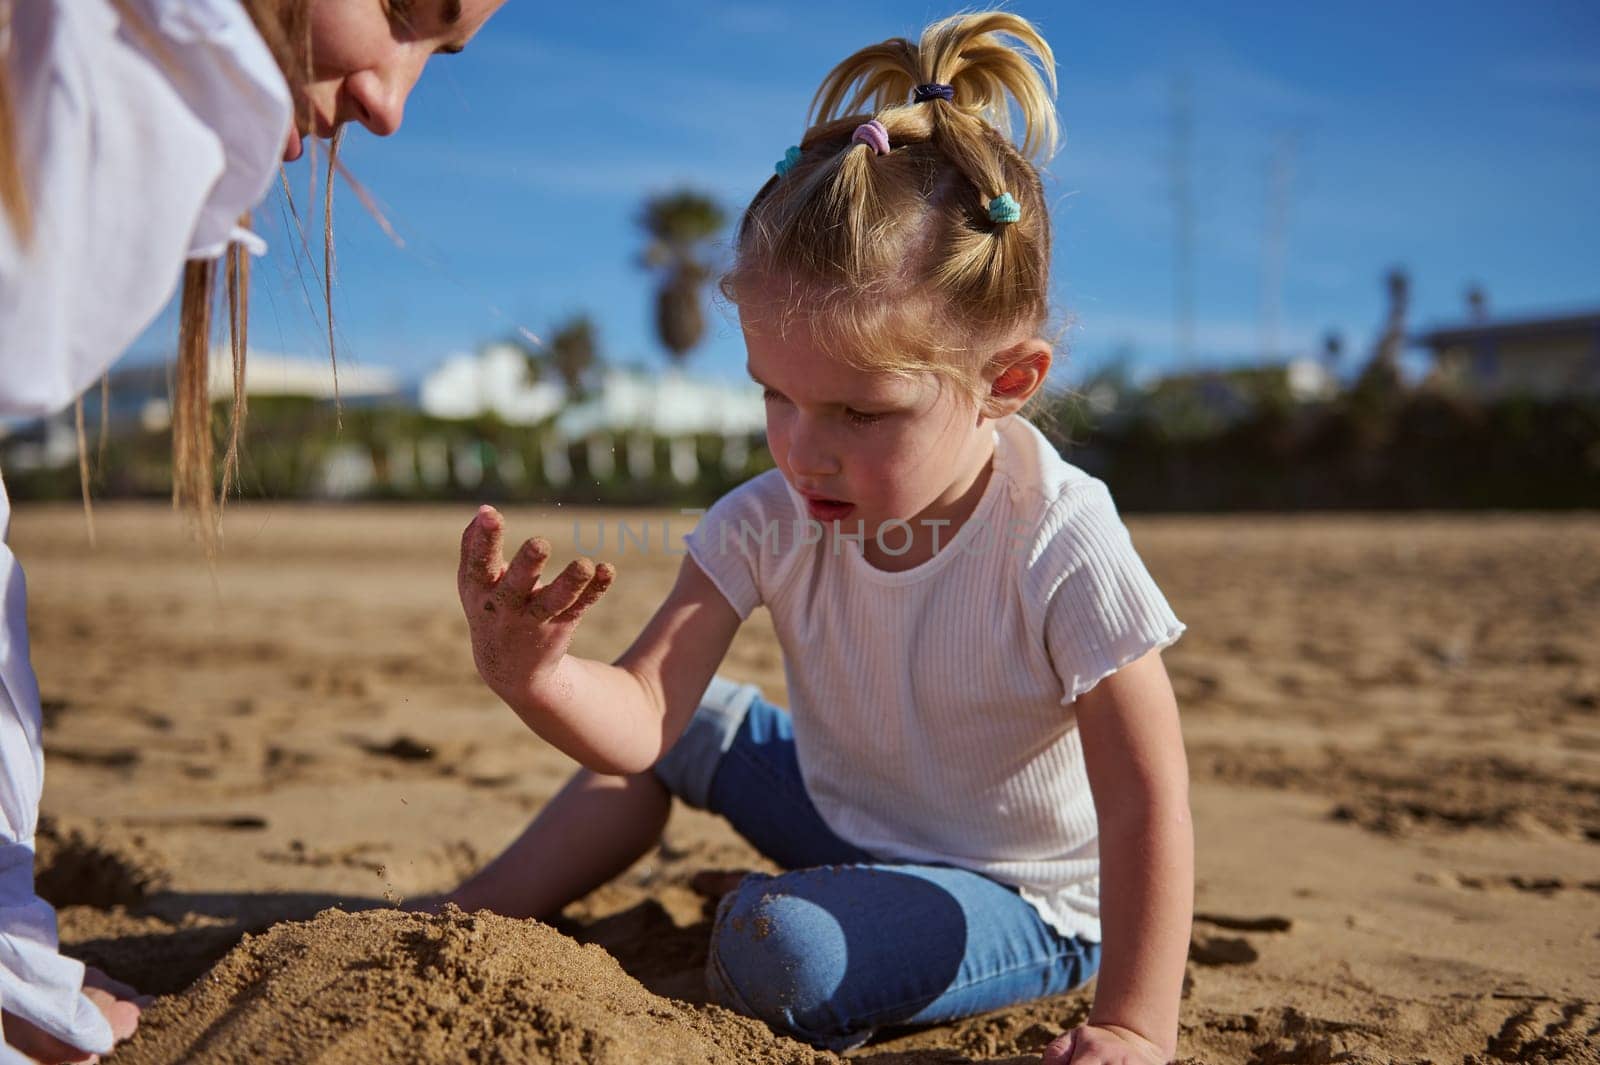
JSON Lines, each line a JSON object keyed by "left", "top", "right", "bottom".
{"left": 988, "top": 192, "right": 1021, "bottom": 224}
{"left": 774, "top": 145, "right": 802, "bottom": 178}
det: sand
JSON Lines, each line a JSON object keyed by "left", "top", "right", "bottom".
{"left": 13, "top": 503, "right": 1599, "bottom": 1063}
{"left": 114, "top": 906, "right": 832, "bottom": 1065}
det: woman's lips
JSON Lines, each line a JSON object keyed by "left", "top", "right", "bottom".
{"left": 804, "top": 498, "right": 856, "bottom": 522}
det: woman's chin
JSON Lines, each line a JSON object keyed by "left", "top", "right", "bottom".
{"left": 283, "top": 126, "right": 304, "bottom": 162}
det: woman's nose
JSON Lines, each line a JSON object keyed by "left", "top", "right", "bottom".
{"left": 342, "top": 60, "right": 422, "bottom": 137}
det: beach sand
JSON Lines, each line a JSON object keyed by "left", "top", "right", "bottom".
{"left": 13, "top": 503, "right": 1598, "bottom": 1063}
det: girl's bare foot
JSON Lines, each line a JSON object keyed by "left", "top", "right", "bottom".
{"left": 2, "top": 968, "right": 141, "bottom": 1063}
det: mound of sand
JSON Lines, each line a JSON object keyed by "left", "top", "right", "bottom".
{"left": 116, "top": 906, "right": 835, "bottom": 1065}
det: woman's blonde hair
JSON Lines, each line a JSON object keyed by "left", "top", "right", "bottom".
{"left": 0, "top": 0, "right": 333, "bottom": 543}
{"left": 0, "top": 2, "right": 33, "bottom": 259}
{"left": 175, "top": 0, "right": 323, "bottom": 537}
{"left": 724, "top": 12, "right": 1060, "bottom": 400}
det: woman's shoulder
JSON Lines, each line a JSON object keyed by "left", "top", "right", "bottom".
{"left": 0, "top": 0, "right": 290, "bottom": 418}
{"left": 121, "top": 0, "right": 293, "bottom": 258}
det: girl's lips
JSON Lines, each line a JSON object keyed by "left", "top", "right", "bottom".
{"left": 804, "top": 498, "right": 856, "bottom": 522}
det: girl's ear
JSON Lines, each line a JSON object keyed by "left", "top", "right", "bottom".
{"left": 981, "top": 339, "right": 1053, "bottom": 418}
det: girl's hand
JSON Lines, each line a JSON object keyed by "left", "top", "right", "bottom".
{"left": 457, "top": 506, "right": 615, "bottom": 708}
{"left": 1042, "top": 1024, "right": 1171, "bottom": 1065}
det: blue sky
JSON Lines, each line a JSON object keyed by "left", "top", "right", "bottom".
{"left": 134, "top": 1, "right": 1600, "bottom": 390}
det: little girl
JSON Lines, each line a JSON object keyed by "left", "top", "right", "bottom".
{"left": 449, "top": 13, "right": 1192, "bottom": 1064}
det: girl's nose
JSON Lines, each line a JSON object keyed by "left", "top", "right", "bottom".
{"left": 786, "top": 421, "right": 840, "bottom": 478}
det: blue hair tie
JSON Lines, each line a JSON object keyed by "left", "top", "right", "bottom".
{"left": 913, "top": 83, "right": 955, "bottom": 103}
{"left": 988, "top": 192, "right": 1021, "bottom": 224}
{"left": 774, "top": 145, "right": 802, "bottom": 177}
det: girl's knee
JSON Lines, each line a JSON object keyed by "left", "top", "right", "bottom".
{"left": 706, "top": 875, "right": 865, "bottom": 1048}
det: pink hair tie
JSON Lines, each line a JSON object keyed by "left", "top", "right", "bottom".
{"left": 850, "top": 120, "right": 891, "bottom": 156}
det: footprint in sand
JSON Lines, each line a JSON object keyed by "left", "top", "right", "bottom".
{"left": 260, "top": 840, "right": 390, "bottom": 875}
{"left": 352, "top": 734, "right": 480, "bottom": 768}
{"left": 263, "top": 744, "right": 320, "bottom": 782}
{"left": 1188, "top": 912, "right": 1294, "bottom": 969}
{"left": 47, "top": 744, "right": 141, "bottom": 769}
{"left": 1192, "top": 1005, "right": 1401, "bottom": 1063}
{"left": 1188, "top": 935, "right": 1259, "bottom": 967}
{"left": 1168, "top": 666, "right": 1222, "bottom": 705}
{"left": 464, "top": 773, "right": 518, "bottom": 789}
{"left": 1232, "top": 1007, "right": 1384, "bottom": 1064}
{"left": 122, "top": 813, "right": 269, "bottom": 831}
{"left": 129, "top": 706, "right": 175, "bottom": 732}
{"left": 352, "top": 735, "right": 497, "bottom": 790}
{"left": 1194, "top": 912, "right": 1294, "bottom": 933}
{"left": 33, "top": 816, "right": 172, "bottom": 909}
{"left": 291, "top": 668, "right": 370, "bottom": 698}
{"left": 1469, "top": 1000, "right": 1599, "bottom": 1064}
{"left": 358, "top": 735, "right": 437, "bottom": 762}
{"left": 39, "top": 696, "right": 70, "bottom": 729}
{"left": 1418, "top": 871, "right": 1600, "bottom": 896}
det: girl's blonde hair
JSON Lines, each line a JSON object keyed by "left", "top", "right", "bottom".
{"left": 724, "top": 12, "right": 1060, "bottom": 400}
{"left": 0, "top": 0, "right": 330, "bottom": 542}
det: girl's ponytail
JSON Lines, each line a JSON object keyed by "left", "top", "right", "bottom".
{"left": 728, "top": 12, "right": 1061, "bottom": 389}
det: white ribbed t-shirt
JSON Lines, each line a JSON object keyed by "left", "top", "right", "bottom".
{"left": 684, "top": 414, "right": 1185, "bottom": 941}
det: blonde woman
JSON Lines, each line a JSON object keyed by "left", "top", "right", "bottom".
{"left": 0, "top": 1, "right": 503, "bottom": 1060}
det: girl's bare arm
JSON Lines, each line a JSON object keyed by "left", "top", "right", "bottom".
{"left": 458, "top": 506, "right": 742, "bottom": 775}
{"left": 1046, "top": 649, "right": 1193, "bottom": 1064}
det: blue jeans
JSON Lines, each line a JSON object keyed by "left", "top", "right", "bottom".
{"left": 653, "top": 677, "right": 1101, "bottom": 1052}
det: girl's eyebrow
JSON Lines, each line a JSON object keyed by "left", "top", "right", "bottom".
{"left": 747, "top": 365, "right": 909, "bottom": 409}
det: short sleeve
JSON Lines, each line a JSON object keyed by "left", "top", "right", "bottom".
{"left": 1026, "top": 480, "right": 1185, "bottom": 705}
{"left": 682, "top": 471, "right": 795, "bottom": 621}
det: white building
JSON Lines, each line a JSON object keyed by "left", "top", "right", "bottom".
{"left": 418, "top": 342, "right": 565, "bottom": 424}
{"left": 1284, "top": 357, "right": 1338, "bottom": 402}
{"left": 0, "top": 347, "right": 403, "bottom": 474}
{"left": 204, "top": 347, "right": 401, "bottom": 403}
{"left": 1416, "top": 309, "right": 1600, "bottom": 399}
{"left": 553, "top": 367, "right": 766, "bottom": 440}
{"left": 417, "top": 347, "right": 768, "bottom": 486}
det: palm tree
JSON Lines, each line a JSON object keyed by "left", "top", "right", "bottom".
{"left": 546, "top": 315, "right": 600, "bottom": 399}
{"left": 639, "top": 190, "right": 726, "bottom": 364}
{"left": 508, "top": 334, "right": 544, "bottom": 385}
{"left": 1353, "top": 267, "right": 1409, "bottom": 399}
{"left": 1320, "top": 330, "right": 1343, "bottom": 374}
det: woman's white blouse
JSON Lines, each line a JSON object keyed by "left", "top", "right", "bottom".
{"left": 0, "top": 0, "right": 289, "bottom": 1054}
